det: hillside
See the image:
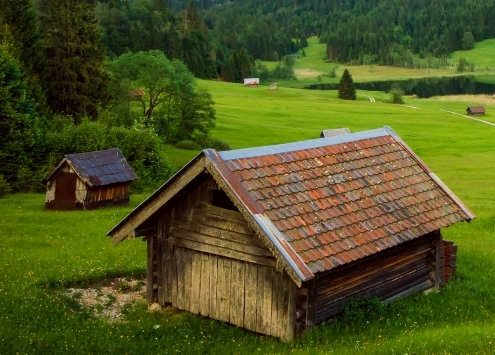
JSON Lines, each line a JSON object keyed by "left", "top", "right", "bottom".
{"left": 204, "top": 0, "right": 495, "bottom": 66}
{"left": 451, "top": 39, "right": 495, "bottom": 69}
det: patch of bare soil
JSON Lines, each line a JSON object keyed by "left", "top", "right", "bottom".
{"left": 63, "top": 277, "right": 146, "bottom": 322}
{"left": 428, "top": 94, "right": 495, "bottom": 106}
{"left": 294, "top": 68, "right": 325, "bottom": 78}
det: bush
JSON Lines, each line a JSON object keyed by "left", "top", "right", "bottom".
{"left": 203, "top": 137, "right": 231, "bottom": 151}
{"left": 175, "top": 140, "right": 202, "bottom": 150}
{"left": 195, "top": 135, "right": 231, "bottom": 151}
{"left": 45, "top": 119, "right": 171, "bottom": 192}
{"left": 389, "top": 88, "right": 405, "bottom": 104}
{"left": 339, "top": 297, "right": 388, "bottom": 325}
{"left": 0, "top": 175, "right": 11, "bottom": 198}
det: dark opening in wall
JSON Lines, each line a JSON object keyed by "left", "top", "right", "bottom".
{"left": 211, "top": 189, "right": 237, "bottom": 211}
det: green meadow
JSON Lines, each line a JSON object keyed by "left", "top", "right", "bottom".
{"left": 2, "top": 81, "right": 495, "bottom": 354}
{"left": 268, "top": 37, "right": 495, "bottom": 87}
{"left": 451, "top": 39, "right": 495, "bottom": 69}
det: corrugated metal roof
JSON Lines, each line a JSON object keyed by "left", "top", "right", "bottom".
{"left": 320, "top": 128, "right": 351, "bottom": 138}
{"left": 46, "top": 148, "right": 137, "bottom": 186}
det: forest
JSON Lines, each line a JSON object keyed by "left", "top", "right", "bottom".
{"left": 200, "top": 0, "right": 495, "bottom": 66}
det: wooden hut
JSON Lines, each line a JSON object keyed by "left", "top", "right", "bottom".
{"left": 466, "top": 106, "right": 486, "bottom": 115}
{"left": 320, "top": 128, "right": 351, "bottom": 138}
{"left": 108, "top": 127, "right": 474, "bottom": 341}
{"left": 44, "top": 148, "right": 137, "bottom": 211}
{"left": 244, "top": 78, "right": 260, "bottom": 87}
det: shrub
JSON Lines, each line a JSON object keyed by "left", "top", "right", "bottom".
{"left": 45, "top": 119, "right": 171, "bottom": 192}
{"left": 204, "top": 137, "right": 231, "bottom": 151}
{"left": 339, "top": 297, "right": 388, "bottom": 325}
{"left": 0, "top": 175, "right": 11, "bottom": 198}
{"left": 175, "top": 140, "right": 202, "bottom": 150}
{"left": 389, "top": 88, "right": 405, "bottom": 104}
{"left": 195, "top": 135, "right": 231, "bottom": 151}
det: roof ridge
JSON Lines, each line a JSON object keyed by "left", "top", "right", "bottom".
{"left": 218, "top": 127, "right": 390, "bottom": 161}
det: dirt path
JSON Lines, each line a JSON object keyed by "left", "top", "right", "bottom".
{"left": 440, "top": 109, "right": 495, "bottom": 127}
{"left": 362, "top": 94, "right": 375, "bottom": 102}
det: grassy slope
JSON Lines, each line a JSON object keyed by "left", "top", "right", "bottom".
{"left": 2, "top": 80, "right": 495, "bottom": 354}
{"left": 269, "top": 38, "right": 495, "bottom": 87}
{"left": 451, "top": 39, "right": 495, "bottom": 69}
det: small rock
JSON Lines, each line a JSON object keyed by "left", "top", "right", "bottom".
{"left": 148, "top": 303, "right": 162, "bottom": 312}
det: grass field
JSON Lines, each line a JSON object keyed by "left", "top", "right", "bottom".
{"left": 451, "top": 39, "right": 495, "bottom": 69}
{"left": 3, "top": 81, "right": 495, "bottom": 354}
{"left": 268, "top": 37, "right": 495, "bottom": 87}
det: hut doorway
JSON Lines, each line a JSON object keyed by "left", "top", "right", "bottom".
{"left": 54, "top": 172, "right": 77, "bottom": 210}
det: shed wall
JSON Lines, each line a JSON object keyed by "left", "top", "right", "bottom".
{"left": 85, "top": 183, "right": 131, "bottom": 209}
{"left": 311, "top": 232, "right": 436, "bottom": 324}
{"left": 149, "top": 177, "right": 296, "bottom": 341}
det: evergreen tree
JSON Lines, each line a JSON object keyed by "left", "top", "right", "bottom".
{"left": 40, "top": 0, "right": 109, "bottom": 122}
{"left": 0, "top": 0, "right": 44, "bottom": 76}
{"left": 462, "top": 32, "right": 474, "bottom": 50}
{"left": 338, "top": 68, "right": 356, "bottom": 100}
{"left": 1, "top": 0, "right": 47, "bottom": 114}
{"left": 236, "top": 48, "right": 251, "bottom": 79}
{"left": 300, "top": 36, "right": 308, "bottom": 48}
{"left": 0, "top": 48, "right": 39, "bottom": 189}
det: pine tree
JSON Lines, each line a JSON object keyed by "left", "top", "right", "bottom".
{"left": 0, "top": 48, "right": 39, "bottom": 189}
{"left": 338, "top": 68, "right": 356, "bottom": 100}
{"left": 40, "top": 0, "right": 109, "bottom": 122}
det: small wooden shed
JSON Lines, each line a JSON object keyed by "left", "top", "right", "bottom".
{"left": 44, "top": 148, "right": 137, "bottom": 211}
{"left": 108, "top": 127, "right": 474, "bottom": 341}
{"left": 320, "top": 128, "right": 351, "bottom": 138}
{"left": 466, "top": 106, "right": 486, "bottom": 115}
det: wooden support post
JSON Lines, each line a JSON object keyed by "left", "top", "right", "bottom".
{"left": 156, "top": 219, "right": 165, "bottom": 305}
{"left": 146, "top": 237, "right": 154, "bottom": 303}
{"left": 305, "top": 278, "right": 316, "bottom": 329}
{"left": 435, "top": 231, "right": 445, "bottom": 290}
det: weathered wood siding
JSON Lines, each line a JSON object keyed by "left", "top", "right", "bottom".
{"left": 85, "top": 183, "right": 131, "bottom": 209}
{"left": 149, "top": 177, "right": 297, "bottom": 341}
{"left": 45, "top": 172, "right": 78, "bottom": 210}
{"left": 311, "top": 233, "right": 436, "bottom": 325}
{"left": 46, "top": 162, "right": 130, "bottom": 210}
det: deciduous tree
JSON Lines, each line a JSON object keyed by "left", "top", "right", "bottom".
{"left": 107, "top": 50, "right": 215, "bottom": 143}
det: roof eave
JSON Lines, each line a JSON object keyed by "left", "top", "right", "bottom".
{"left": 384, "top": 126, "right": 475, "bottom": 221}
{"left": 107, "top": 152, "right": 207, "bottom": 244}
{"left": 203, "top": 149, "right": 314, "bottom": 287}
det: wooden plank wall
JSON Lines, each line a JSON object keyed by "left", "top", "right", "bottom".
{"left": 86, "top": 183, "right": 130, "bottom": 204}
{"left": 313, "top": 233, "right": 435, "bottom": 324}
{"left": 170, "top": 247, "right": 296, "bottom": 341}
{"left": 153, "top": 177, "right": 296, "bottom": 341}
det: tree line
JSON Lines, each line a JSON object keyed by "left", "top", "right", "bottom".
{"left": 200, "top": 0, "right": 495, "bottom": 67}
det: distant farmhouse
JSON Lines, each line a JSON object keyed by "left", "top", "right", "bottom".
{"left": 108, "top": 127, "right": 473, "bottom": 341}
{"left": 244, "top": 78, "right": 260, "bottom": 87}
{"left": 466, "top": 106, "right": 486, "bottom": 115}
{"left": 44, "top": 148, "right": 137, "bottom": 211}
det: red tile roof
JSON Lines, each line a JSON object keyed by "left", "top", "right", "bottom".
{"left": 109, "top": 127, "right": 474, "bottom": 284}
{"left": 216, "top": 127, "right": 474, "bottom": 276}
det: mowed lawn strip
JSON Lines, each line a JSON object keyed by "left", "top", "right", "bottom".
{"left": 2, "top": 80, "right": 495, "bottom": 354}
